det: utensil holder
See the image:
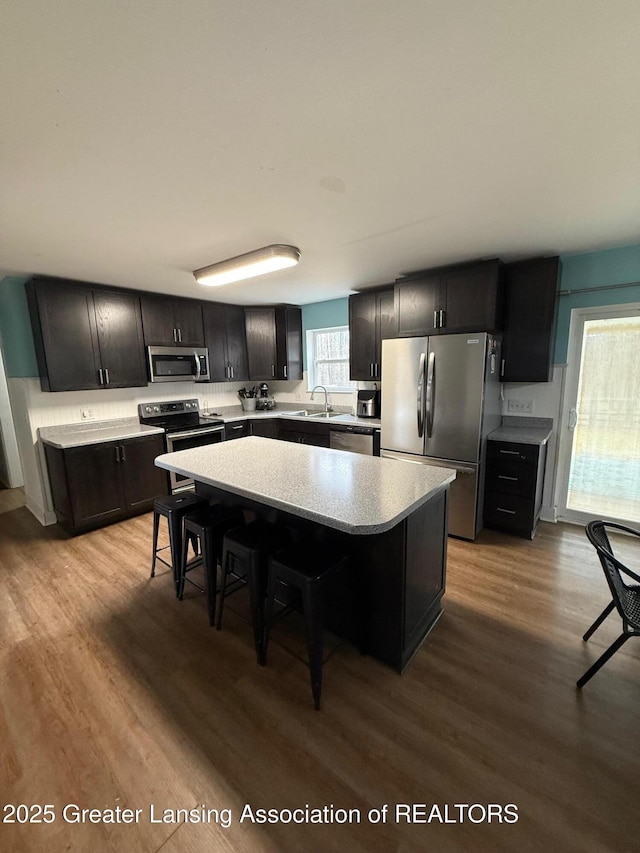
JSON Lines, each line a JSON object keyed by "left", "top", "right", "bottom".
{"left": 241, "top": 398, "right": 257, "bottom": 412}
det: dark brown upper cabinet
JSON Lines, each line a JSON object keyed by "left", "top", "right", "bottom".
{"left": 349, "top": 287, "right": 395, "bottom": 381}
{"left": 245, "top": 305, "right": 302, "bottom": 381}
{"left": 395, "top": 259, "right": 504, "bottom": 337}
{"left": 26, "top": 278, "right": 147, "bottom": 392}
{"left": 202, "top": 302, "right": 249, "bottom": 382}
{"left": 501, "top": 256, "right": 559, "bottom": 383}
{"left": 140, "top": 295, "right": 204, "bottom": 346}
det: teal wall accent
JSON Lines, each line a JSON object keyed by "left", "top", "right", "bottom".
{"left": 300, "top": 297, "right": 349, "bottom": 369}
{"left": 301, "top": 297, "right": 348, "bottom": 333}
{"left": 0, "top": 276, "right": 38, "bottom": 378}
{"left": 555, "top": 244, "right": 640, "bottom": 363}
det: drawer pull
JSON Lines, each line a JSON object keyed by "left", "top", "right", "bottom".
{"left": 231, "top": 425, "right": 244, "bottom": 430}
{"left": 499, "top": 450, "right": 520, "bottom": 455}
{"left": 496, "top": 507, "right": 517, "bottom": 515}
{"left": 498, "top": 475, "right": 518, "bottom": 481}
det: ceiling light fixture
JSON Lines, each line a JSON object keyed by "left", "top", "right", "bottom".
{"left": 193, "top": 244, "right": 301, "bottom": 287}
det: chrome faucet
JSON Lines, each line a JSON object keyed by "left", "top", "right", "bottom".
{"left": 310, "top": 385, "right": 331, "bottom": 414}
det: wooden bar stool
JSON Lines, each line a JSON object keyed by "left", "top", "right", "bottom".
{"left": 179, "top": 504, "right": 245, "bottom": 625}
{"left": 218, "top": 520, "right": 290, "bottom": 663}
{"left": 264, "top": 546, "right": 348, "bottom": 710}
{"left": 151, "top": 493, "right": 208, "bottom": 594}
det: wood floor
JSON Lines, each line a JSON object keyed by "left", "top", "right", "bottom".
{"left": 1, "top": 489, "right": 639, "bottom": 852}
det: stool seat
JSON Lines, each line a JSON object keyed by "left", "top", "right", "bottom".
{"left": 179, "top": 504, "right": 245, "bottom": 623}
{"left": 265, "top": 546, "right": 349, "bottom": 710}
{"left": 218, "top": 520, "right": 290, "bottom": 663}
{"left": 151, "top": 492, "right": 208, "bottom": 593}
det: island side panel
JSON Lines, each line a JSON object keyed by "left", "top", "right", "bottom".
{"left": 356, "top": 488, "right": 448, "bottom": 672}
{"left": 402, "top": 488, "right": 448, "bottom": 670}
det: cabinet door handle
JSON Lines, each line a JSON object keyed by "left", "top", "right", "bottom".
{"left": 496, "top": 507, "right": 516, "bottom": 515}
{"left": 120, "top": 444, "right": 126, "bottom": 462}
{"left": 283, "top": 365, "right": 287, "bottom": 379}
{"left": 172, "top": 328, "right": 177, "bottom": 342}
{"left": 230, "top": 365, "right": 234, "bottom": 379}
{"left": 433, "top": 310, "right": 438, "bottom": 329}
{"left": 104, "top": 367, "right": 110, "bottom": 385}
{"left": 178, "top": 328, "right": 182, "bottom": 343}
{"left": 439, "top": 309, "right": 445, "bottom": 327}
{"left": 498, "top": 475, "right": 518, "bottom": 481}
{"left": 98, "top": 368, "right": 104, "bottom": 385}
{"left": 231, "top": 424, "right": 243, "bottom": 430}
{"left": 501, "top": 358, "right": 506, "bottom": 378}
{"left": 271, "top": 364, "right": 275, "bottom": 378}
{"left": 115, "top": 446, "right": 121, "bottom": 463}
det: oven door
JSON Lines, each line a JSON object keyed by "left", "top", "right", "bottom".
{"left": 165, "top": 425, "right": 225, "bottom": 491}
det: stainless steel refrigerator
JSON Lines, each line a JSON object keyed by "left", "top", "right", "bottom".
{"left": 380, "top": 333, "right": 501, "bottom": 540}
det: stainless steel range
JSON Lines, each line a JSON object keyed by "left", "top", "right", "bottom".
{"left": 138, "top": 398, "right": 224, "bottom": 492}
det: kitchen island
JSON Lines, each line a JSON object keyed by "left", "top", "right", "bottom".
{"left": 156, "top": 437, "right": 455, "bottom": 672}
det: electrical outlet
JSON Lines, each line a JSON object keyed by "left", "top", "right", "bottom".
{"left": 507, "top": 399, "right": 534, "bottom": 414}
{"left": 81, "top": 409, "right": 94, "bottom": 420}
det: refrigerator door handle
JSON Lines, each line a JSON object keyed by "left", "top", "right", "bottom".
{"left": 417, "top": 352, "right": 426, "bottom": 437}
{"left": 425, "top": 350, "right": 435, "bottom": 438}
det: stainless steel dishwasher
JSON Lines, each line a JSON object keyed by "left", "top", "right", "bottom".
{"left": 329, "top": 424, "right": 379, "bottom": 455}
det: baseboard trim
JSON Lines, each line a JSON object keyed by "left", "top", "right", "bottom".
{"left": 26, "top": 497, "right": 57, "bottom": 526}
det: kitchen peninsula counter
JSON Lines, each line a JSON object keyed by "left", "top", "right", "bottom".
{"left": 156, "top": 438, "right": 455, "bottom": 672}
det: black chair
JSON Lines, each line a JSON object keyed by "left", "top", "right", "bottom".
{"left": 264, "top": 546, "right": 349, "bottom": 710}
{"left": 179, "top": 504, "right": 245, "bottom": 624}
{"left": 151, "top": 493, "right": 208, "bottom": 593}
{"left": 577, "top": 520, "right": 640, "bottom": 688}
{"left": 217, "top": 520, "right": 290, "bottom": 663}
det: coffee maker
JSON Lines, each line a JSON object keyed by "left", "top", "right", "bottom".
{"left": 255, "top": 382, "right": 275, "bottom": 411}
{"left": 356, "top": 389, "right": 380, "bottom": 418}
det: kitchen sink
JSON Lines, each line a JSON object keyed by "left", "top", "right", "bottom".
{"left": 280, "top": 409, "right": 342, "bottom": 419}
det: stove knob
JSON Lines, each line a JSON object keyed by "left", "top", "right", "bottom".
{"left": 153, "top": 406, "right": 160, "bottom": 413}
{"left": 185, "top": 402, "right": 192, "bottom": 409}
{"left": 144, "top": 406, "right": 152, "bottom": 413}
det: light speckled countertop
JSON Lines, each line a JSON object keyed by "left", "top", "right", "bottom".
{"left": 488, "top": 416, "right": 553, "bottom": 446}
{"left": 156, "top": 436, "right": 454, "bottom": 534}
{"left": 38, "top": 405, "right": 380, "bottom": 450}
{"left": 38, "top": 418, "right": 164, "bottom": 449}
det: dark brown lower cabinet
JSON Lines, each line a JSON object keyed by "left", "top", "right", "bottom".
{"left": 250, "top": 419, "right": 279, "bottom": 439}
{"left": 484, "top": 440, "right": 547, "bottom": 539}
{"left": 44, "top": 434, "right": 168, "bottom": 535}
{"left": 277, "top": 421, "right": 330, "bottom": 447}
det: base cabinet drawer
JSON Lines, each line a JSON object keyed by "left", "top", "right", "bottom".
{"left": 484, "top": 492, "right": 535, "bottom": 533}
{"left": 224, "top": 421, "right": 250, "bottom": 440}
{"left": 485, "top": 460, "right": 537, "bottom": 497}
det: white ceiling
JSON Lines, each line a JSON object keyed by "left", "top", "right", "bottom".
{"left": 2, "top": 1, "right": 639, "bottom": 305}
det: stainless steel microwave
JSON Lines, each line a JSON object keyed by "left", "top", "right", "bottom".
{"left": 147, "top": 346, "right": 210, "bottom": 383}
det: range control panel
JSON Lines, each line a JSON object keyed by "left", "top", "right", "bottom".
{"left": 138, "top": 399, "right": 200, "bottom": 419}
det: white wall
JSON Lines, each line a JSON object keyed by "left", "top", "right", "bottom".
{"left": 0, "top": 346, "right": 23, "bottom": 488}
{"left": 501, "top": 364, "right": 566, "bottom": 522}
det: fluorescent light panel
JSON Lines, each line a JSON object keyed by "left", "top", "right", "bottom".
{"left": 193, "top": 244, "right": 300, "bottom": 287}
